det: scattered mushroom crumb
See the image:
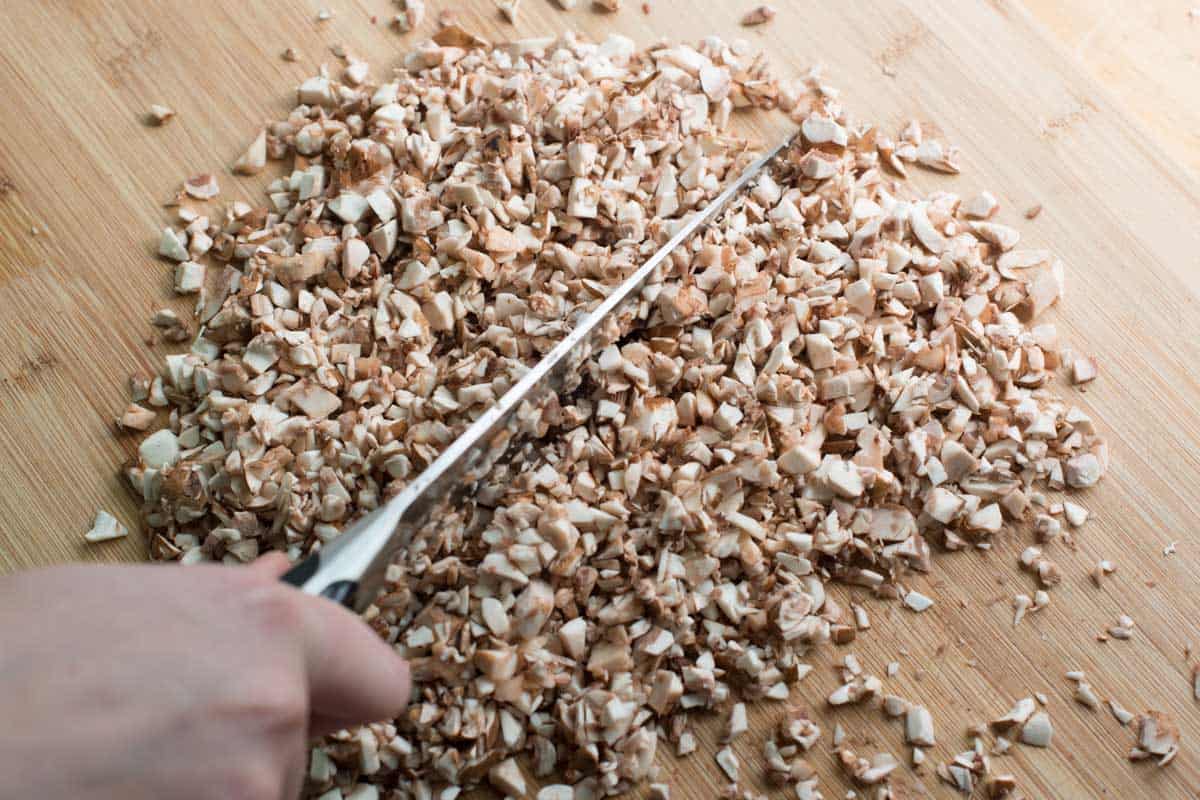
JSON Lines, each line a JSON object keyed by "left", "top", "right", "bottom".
{"left": 1163, "top": 540, "right": 1179, "bottom": 557}
{"left": 715, "top": 747, "right": 739, "bottom": 782}
{"left": 1109, "top": 699, "right": 1135, "bottom": 726}
{"left": 828, "top": 675, "right": 883, "bottom": 706}
{"left": 174, "top": 261, "right": 205, "bottom": 294}
{"left": 84, "top": 510, "right": 128, "bottom": 543}
{"left": 1019, "top": 547, "right": 1061, "bottom": 587}
{"left": 497, "top": 0, "right": 520, "bottom": 22}
{"left": 837, "top": 746, "right": 898, "bottom": 786}
{"left": 905, "top": 705, "right": 936, "bottom": 747}
{"left": 852, "top": 603, "right": 870, "bottom": 630}
{"left": 1070, "top": 356, "right": 1098, "bottom": 385}
{"left": 1024, "top": 204, "right": 1042, "bottom": 219}
{"left": 903, "top": 590, "right": 934, "bottom": 613}
{"left": 147, "top": 104, "right": 175, "bottom": 126}
{"left": 316, "top": 8, "right": 333, "bottom": 21}
{"left": 963, "top": 191, "right": 998, "bottom": 219}
{"left": 740, "top": 4, "right": 776, "bottom": 25}
{"left": 1074, "top": 682, "right": 1100, "bottom": 710}
{"left": 183, "top": 173, "right": 220, "bottom": 200}
{"left": 1092, "top": 559, "right": 1115, "bottom": 586}
{"left": 992, "top": 698, "right": 1036, "bottom": 732}
{"left": 725, "top": 702, "right": 748, "bottom": 741}
{"left": 1062, "top": 501, "right": 1088, "bottom": 528}
{"left": 937, "top": 747, "right": 987, "bottom": 793}
{"left": 1065, "top": 453, "right": 1104, "bottom": 489}
{"left": 150, "top": 309, "right": 189, "bottom": 342}
{"left": 1109, "top": 615, "right": 1135, "bottom": 640}
{"left": 1034, "top": 514, "right": 1061, "bottom": 543}
{"left": 119, "top": 403, "right": 157, "bottom": 431}
{"left": 1131, "top": 711, "right": 1180, "bottom": 766}
{"left": 1012, "top": 594, "right": 1031, "bottom": 626}
{"left": 1019, "top": 711, "right": 1053, "bottom": 748}
{"left": 393, "top": 0, "right": 425, "bottom": 31}
{"left": 233, "top": 130, "right": 268, "bottom": 175}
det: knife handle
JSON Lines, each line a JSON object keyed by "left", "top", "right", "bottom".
{"left": 280, "top": 555, "right": 360, "bottom": 608}
{"left": 276, "top": 503, "right": 399, "bottom": 613}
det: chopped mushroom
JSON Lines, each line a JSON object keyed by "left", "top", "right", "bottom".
{"left": 741, "top": 5, "right": 776, "bottom": 25}
{"left": 1131, "top": 711, "right": 1180, "bottom": 766}
{"left": 116, "top": 31, "right": 1113, "bottom": 800}
{"left": 174, "top": 261, "right": 205, "bottom": 294}
{"left": 1070, "top": 356, "right": 1098, "bottom": 385}
{"left": 1065, "top": 453, "right": 1103, "bottom": 489}
{"left": 1074, "top": 682, "right": 1100, "bottom": 710}
{"left": 147, "top": 104, "right": 175, "bottom": 125}
{"left": 1012, "top": 594, "right": 1031, "bottom": 626}
{"left": 233, "top": 130, "right": 268, "bottom": 175}
{"left": 1019, "top": 547, "right": 1061, "bottom": 587}
{"left": 992, "top": 698, "right": 1036, "bottom": 732}
{"left": 937, "top": 748, "right": 987, "bottom": 794}
{"left": 837, "top": 746, "right": 898, "bottom": 785}
{"left": 157, "top": 227, "right": 189, "bottom": 261}
{"left": 183, "top": 173, "right": 219, "bottom": 200}
{"left": 119, "top": 404, "right": 157, "bottom": 431}
{"left": 715, "top": 747, "right": 739, "bottom": 782}
{"left": 724, "top": 703, "right": 748, "bottom": 741}
{"left": 487, "top": 758, "right": 526, "bottom": 796}
{"left": 1019, "top": 712, "right": 1053, "bottom": 748}
{"left": 84, "top": 510, "right": 128, "bottom": 543}
{"left": 905, "top": 705, "right": 936, "bottom": 747}
{"left": 394, "top": 0, "right": 425, "bottom": 31}
{"left": 1109, "top": 699, "right": 1135, "bottom": 726}
{"left": 497, "top": 0, "right": 520, "bottom": 22}
{"left": 903, "top": 590, "right": 934, "bottom": 612}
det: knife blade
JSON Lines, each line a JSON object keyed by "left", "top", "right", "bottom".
{"left": 281, "top": 131, "right": 797, "bottom": 612}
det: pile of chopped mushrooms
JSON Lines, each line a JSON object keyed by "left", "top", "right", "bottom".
{"left": 109, "top": 24, "right": 1176, "bottom": 800}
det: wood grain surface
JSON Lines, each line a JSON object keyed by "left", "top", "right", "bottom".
{"left": 1024, "top": 0, "right": 1200, "bottom": 177}
{"left": 1, "top": 1, "right": 1198, "bottom": 797}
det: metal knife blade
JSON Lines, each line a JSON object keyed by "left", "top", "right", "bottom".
{"left": 281, "top": 131, "right": 796, "bottom": 612}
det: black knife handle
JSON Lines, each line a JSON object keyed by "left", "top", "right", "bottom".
{"left": 279, "top": 555, "right": 359, "bottom": 610}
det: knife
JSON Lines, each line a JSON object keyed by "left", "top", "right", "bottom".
{"left": 281, "top": 131, "right": 797, "bottom": 612}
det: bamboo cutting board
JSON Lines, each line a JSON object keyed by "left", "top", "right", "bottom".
{"left": 1, "top": 1, "right": 1199, "bottom": 797}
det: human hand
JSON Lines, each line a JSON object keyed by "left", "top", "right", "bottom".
{"left": 0, "top": 554, "right": 410, "bottom": 800}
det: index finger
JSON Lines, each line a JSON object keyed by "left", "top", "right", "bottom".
{"left": 292, "top": 592, "right": 412, "bottom": 731}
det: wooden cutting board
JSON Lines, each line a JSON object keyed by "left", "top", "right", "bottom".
{"left": 1, "top": 1, "right": 1198, "bottom": 797}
